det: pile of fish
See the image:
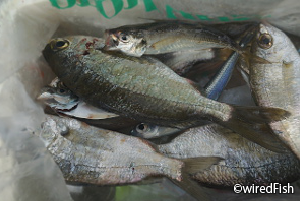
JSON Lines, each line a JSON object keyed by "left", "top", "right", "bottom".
{"left": 36, "top": 21, "right": 300, "bottom": 200}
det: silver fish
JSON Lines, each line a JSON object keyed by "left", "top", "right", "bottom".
{"left": 249, "top": 23, "right": 300, "bottom": 160}
{"left": 105, "top": 21, "right": 245, "bottom": 57}
{"left": 37, "top": 115, "right": 222, "bottom": 200}
{"left": 37, "top": 78, "right": 79, "bottom": 110}
{"left": 158, "top": 124, "right": 300, "bottom": 187}
{"left": 203, "top": 25, "right": 257, "bottom": 100}
{"left": 38, "top": 77, "right": 119, "bottom": 119}
{"left": 131, "top": 123, "right": 180, "bottom": 139}
{"left": 42, "top": 36, "right": 290, "bottom": 152}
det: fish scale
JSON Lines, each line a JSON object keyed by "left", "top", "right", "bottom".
{"left": 250, "top": 23, "right": 300, "bottom": 160}
{"left": 158, "top": 124, "right": 300, "bottom": 187}
{"left": 105, "top": 21, "right": 242, "bottom": 57}
{"left": 43, "top": 36, "right": 290, "bottom": 152}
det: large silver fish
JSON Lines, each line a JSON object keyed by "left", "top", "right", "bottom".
{"left": 37, "top": 115, "right": 221, "bottom": 200}
{"left": 249, "top": 23, "right": 300, "bottom": 160}
{"left": 104, "top": 21, "right": 245, "bottom": 57}
{"left": 158, "top": 124, "right": 300, "bottom": 187}
{"left": 42, "top": 36, "right": 289, "bottom": 152}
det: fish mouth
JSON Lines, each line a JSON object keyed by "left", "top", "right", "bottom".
{"left": 104, "top": 33, "right": 119, "bottom": 50}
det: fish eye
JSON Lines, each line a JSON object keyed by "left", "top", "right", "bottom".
{"left": 50, "top": 39, "right": 70, "bottom": 51}
{"left": 59, "top": 124, "right": 69, "bottom": 136}
{"left": 120, "top": 34, "right": 129, "bottom": 43}
{"left": 141, "top": 39, "right": 147, "bottom": 45}
{"left": 58, "top": 88, "right": 66, "bottom": 93}
{"left": 136, "top": 123, "right": 149, "bottom": 133}
{"left": 258, "top": 34, "right": 273, "bottom": 49}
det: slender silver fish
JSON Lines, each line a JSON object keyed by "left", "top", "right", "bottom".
{"left": 42, "top": 36, "right": 289, "bottom": 152}
{"left": 249, "top": 23, "right": 300, "bottom": 160}
{"left": 37, "top": 115, "right": 221, "bottom": 200}
{"left": 203, "top": 25, "right": 257, "bottom": 100}
{"left": 131, "top": 123, "right": 181, "bottom": 139}
{"left": 158, "top": 124, "right": 300, "bottom": 187}
{"left": 104, "top": 21, "right": 245, "bottom": 57}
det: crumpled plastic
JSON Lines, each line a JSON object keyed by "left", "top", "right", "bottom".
{"left": 1, "top": 0, "right": 300, "bottom": 201}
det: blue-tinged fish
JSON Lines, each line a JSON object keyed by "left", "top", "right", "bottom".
{"left": 203, "top": 25, "right": 257, "bottom": 100}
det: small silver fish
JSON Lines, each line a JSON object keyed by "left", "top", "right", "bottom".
{"left": 250, "top": 23, "right": 300, "bottom": 160}
{"left": 105, "top": 21, "right": 244, "bottom": 57}
{"left": 131, "top": 123, "right": 180, "bottom": 139}
{"left": 158, "top": 124, "right": 300, "bottom": 187}
{"left": 37, "top": 115, "right": 222, "bottom": 200}
{"left": 203, "top": 25, "right": 257, "bottom": 100}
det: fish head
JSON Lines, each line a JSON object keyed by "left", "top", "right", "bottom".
{"left": 39, "top": 116, "right": 68, "bottom": 147}
{"left": 37, "top": 81, "right": 79, "bottom": 110}
{"left": 131, "top": 123, "right": 160, "bottom": 138}
{"left": 38, "top": 116, "right": 82, "bottom": 147}
{"left": 105, "top": 28, "right": 147, "bottom": 57}
{"left": 43, "top": 36, "right": 106, "bottom": 71}
{"left": 252, "top": 23, "right": 292, "bottom": 63}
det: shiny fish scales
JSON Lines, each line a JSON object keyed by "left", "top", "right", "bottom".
{"left": 43, "top": 36, "right": 289, "bottom": 152}
{"left": 37, "top": 115, "right": 221, "bottom": 201}
{"left": 38, "top": 115, "right": 184, "bottom": 185}
{"left": 105, "top": 21, "right": 243, "bottom": 57}
{"left": 158, "top": 124, "right": 300, "bottom": 187}
{"left": 250, "top": 23, "right": 300, "bottom": 160}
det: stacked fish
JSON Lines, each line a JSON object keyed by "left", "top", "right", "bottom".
{"left": 36, "top": 21, "right": 300, "bottom": 200}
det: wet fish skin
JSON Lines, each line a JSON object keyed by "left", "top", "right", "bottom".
{"left": 203, "top": 25, "right": 257, "bottom": 100}
{"left": 43, "top": 36, "right": 290, "bottom": 152}
{"left": 105, "top": 21, "right": 243, "bottom": 57}
{"left": 38, "top": 115, "right": 184, "bottom": 185}
{"left": 131, "top": 123, "right": 180, "bottom": 139}
{"left": 250, "top": 23, "right": 300, "bottom": 160}
{"left": 130, "top": 28, "right": 259, "bottom": 140}
{"left": 158, "top": 124, "right": 300, "bottom": 187}
{"left": 37, "top": 115, "right": 221, "bottom": 200}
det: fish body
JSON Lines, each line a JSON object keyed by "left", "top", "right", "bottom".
{"left": 105, "top": 22, "right": 243, "bottom": 57}
{"left": 203, "top": 25, "right": 256, "bottom": 100}
{"left": 37, "top": 115, "right": 221, "bottom": 200}
{"left": 38, "top": 115, "right": 184, "bottom": 185}
{"left": 158, "top": 124, "right": 300, "bottom": 187}
{"left": 43, "top": 36, "right": 289, "bottom": 152}
{"left": 151, "top": 49, "right": 217, "bottom": 75}
{"left": 250, "top": 23, "right": 300, "bottom": 160}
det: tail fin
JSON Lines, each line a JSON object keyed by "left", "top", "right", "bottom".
{"left": 217, "top": 106, "right": 290, "bottom": 153}
{"left": 231, "top": 106, "right": 290, "bottom": 123}
{"left": 171, "top": 157, "right": 223, "bottom": 201}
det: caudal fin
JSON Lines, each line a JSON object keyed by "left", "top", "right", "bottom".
{"left": 231, "top": 106, "right": 290, "bottom": 123}
{"left": 218, "top": 106, "right": 290, "bottom": 153}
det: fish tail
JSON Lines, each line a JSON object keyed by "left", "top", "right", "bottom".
{"left": 218, "top": 106, "right": 290, "bottom": 152}
{"left": 171, "top": 157, "right": 222, "bottom": 201}
{"left": 231, "top": 105, "right": 290, "bottom": 123}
